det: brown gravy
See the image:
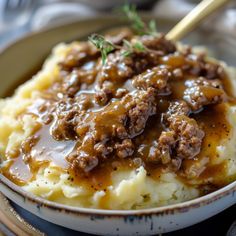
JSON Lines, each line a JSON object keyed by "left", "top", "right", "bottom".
{"left": 1, "top": 31, "right": 236, "bottom": 194}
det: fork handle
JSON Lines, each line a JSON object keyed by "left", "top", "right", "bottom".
{"left": 166, "top": 0, "right": 231, "bottom": 41}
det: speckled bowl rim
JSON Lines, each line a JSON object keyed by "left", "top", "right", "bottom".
{"left": 1, "top": 174, "right": 236, "bottom": 216}
{"left": 0, "top": 15, "right": 236, "bottom": 217}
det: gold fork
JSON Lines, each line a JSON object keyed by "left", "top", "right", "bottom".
{"left": 166, "top": 0, "right": 231, "bottom": 41}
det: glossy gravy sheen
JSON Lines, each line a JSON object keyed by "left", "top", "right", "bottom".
{"left": 1, "top": 32, "right": 235, "bottom": 194}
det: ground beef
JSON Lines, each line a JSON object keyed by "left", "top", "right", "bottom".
{"left": 115, "top": 139, "right": 134, "bottom": 159}
{"left": 140, "top": 34, "right": 176, "bottom": 54}
{"left": 51, "top": 99, "right": 79, "bottom": 140}
{"left": 185, "top": 54, "right": 225, "bottom": 79}
{"left": 42, "top": 30, "right": 229, "bottom": 175}
{"left": 161, "top": 51, "right": 226, "bottom": 81}
{"left": 95, "top": 80, "right": 124, "bottom": 105}
{"left": 147, "top": 101, "right": 204, "bottom": 169}
{"left": 70, "top": 152, "right": 99, "bottom": 173}
{"left": 133, "top": 66, "right": 171, "bottom": 94}
{"left": 4, "top": 24, "right": 234, "bottom": 195}
{"left": 94, "top": 35, "right": 176, "bottom": 105}
{"left": 97, "top": 50, "right": 134, "bottom": 84}
{"left": 168, "top": 115, "right": 205, "bottom": 160}
{"left": 183, "top": 77, "right": 226, "bottom": 111}
{"left": 59, "top": 42, "right": 99, "bottom": 71}
{"left": 123, "top": 88, "right": 157, "bottom": 137}
{"left": 147, "top": 131, "right": 176, "bottom": 165}
{"left": 61, "top": 70, "right": 81, "bottom": 97}
{"left": 105, "top": 89, "right": 155, "bottom": 139}
{"left": 51, "top": 94, "right": 93, "bottom": 140}
{"left": 166, "top": 100, "right": 190, "bottom": 117}
{"left": 69, "top": 89, "right": 157, "bottom": 171}
{"left": 94, "top": 51, "right": 134, "bottom": 105}
{"left": 162, "top": 100, "right": 190, "bottom": 126}
{"left": 94, "top": 141, "right": 113, "bottom": 157}
{"left": 105, "top": 28, "right": 133, "bottom": 45}
{"left": 201, "top": 62, "right": 226, "bottom": 80}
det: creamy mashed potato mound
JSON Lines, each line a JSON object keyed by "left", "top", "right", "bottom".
{"left": 1, "top": 36, "right": 236, "bottom": 210}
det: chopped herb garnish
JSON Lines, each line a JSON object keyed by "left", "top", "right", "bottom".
{"left": 133, "top": 41, "right": 146, "bottom": 51}
{"left": 88, "top": 4, "right": 158, "bottom": 64}
{"left": 148, "top": 20, "right": 157, "bottom": 35}
{"left": 89, "top": 33, "right": 148, "bottom": 64}
{"left": 122, "top": 39, "right": 146, "bottom": 57}
{"left": 88, "top": 34, "right": 116, "bottom": 65}
{"left": 122, "top": 4, "right": 146, "bottom": 35}
{"left": 121, "top": 3, "right": 157, "bottom": 35}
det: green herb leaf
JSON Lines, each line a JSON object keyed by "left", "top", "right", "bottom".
{"left": 122, "top": 50, "right": 133, "bottom": 57}
{"left": 148, "top": 20, "right": 157, "bottom": 35}
{"left": 122, "top": 39, "right": 146, "bottom": 57}
{"left": 122, "top": 4, "right": 145, "bottom": 35}
{"left": 133, "top": 41, "right": 146, "bottom": 52}
{"left": 88, "top": 34, "right": 116, "bottom": 65}
{"left": 121, "top": 3, "right": 157, "bottom": 36}
{"left": 122, "top": 39, "right": 133, "bottom": 57}
{"left": 89, "top": 33, "right": 147, "bottom": 62}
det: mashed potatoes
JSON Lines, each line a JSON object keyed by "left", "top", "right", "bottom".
{"left": 1, "top": 36, "right": 236, "bottom": 210}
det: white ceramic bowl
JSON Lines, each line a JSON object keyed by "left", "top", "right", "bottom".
{"left": 0, "top": 16, "right": 236, "bottom": 235}
{"left": 1, "top": 175, "right": 236, "bottom": 235}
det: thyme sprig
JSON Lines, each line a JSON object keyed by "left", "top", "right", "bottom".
{"left": 121, "top": 4, "right": 157, "bottom": 36}
{"left": 88, "top": 34, "right": 116, "bottom": 65}
{"left": 122, "top": 39, "right": 146, "bottom": 57}
{"left": 89, "top": 34, "right": 147, "bottom": 65}
{"left": 89, "top": 4, "right": 159, "bottom": 64}
{"left": 122, "top": 4, "right": 145, "bottom": 35}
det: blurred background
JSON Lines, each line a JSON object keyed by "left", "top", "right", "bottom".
{"left": 0, "top": 0, "right": 236, "bottom": 50}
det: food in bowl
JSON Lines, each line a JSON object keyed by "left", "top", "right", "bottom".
{"left": 0, "top": 25, "right": 236, "bottom": 210}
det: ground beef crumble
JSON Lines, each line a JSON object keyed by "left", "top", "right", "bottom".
{"left": 29, "top": 31, "right": 230, "bottom": 174}
{"left": 68, "top": 88, "right": 157, "bottom": 172}
{"left": 147, "top": 101, "right": 205, "bottom": 169}
{"left": 184, "top": 77, "right": 226, "bottom": 110}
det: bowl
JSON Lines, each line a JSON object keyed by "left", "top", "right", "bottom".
{"left": 0, "top": 16, "right": 236, "bottom": 235}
